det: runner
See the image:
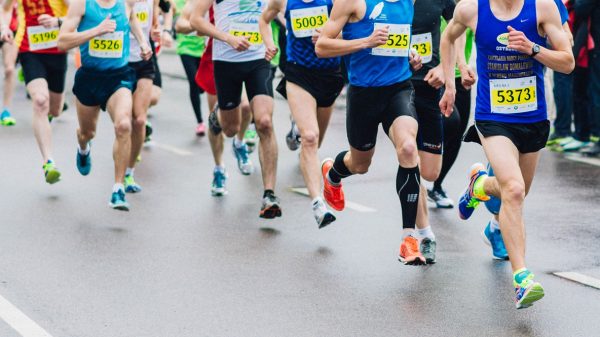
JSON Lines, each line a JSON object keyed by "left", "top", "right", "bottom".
{"left": 0, "top": 0, "right": 68, "bottom": 184}
{"left": 260, "top": 0, "right": 344, "bottom": 227}
{"left": 0, "top": 3, "right": 18, "bottom": 126}
{"left": 58, "top": 0, "right": 152, "bottom": 210}
{"left": 191, "top": 0, "right": 281, "bottom": 218}
{"left": 315, "top": 0, "right": 426, "bottom": 263}
{"left": 439, "top": 0, "right": 574, "bottom": 308}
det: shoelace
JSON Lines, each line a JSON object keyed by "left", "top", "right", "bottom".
{"left": 237, "top": 145, "right": 249, "bottom": 162}
{"left": 214, "top": 171, "right": 225, "bottom": 187}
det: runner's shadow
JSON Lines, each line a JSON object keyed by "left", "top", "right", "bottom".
{"left": 259, "top": 227, "right": 281, "bottom": 238}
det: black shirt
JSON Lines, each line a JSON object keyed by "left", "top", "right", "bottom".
{"left": 411, "top": 0, "right": 456, "bottom": 80}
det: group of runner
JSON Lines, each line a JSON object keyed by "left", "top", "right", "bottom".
{"left": 0, "top": 0, "right": 575, "bottom": 309}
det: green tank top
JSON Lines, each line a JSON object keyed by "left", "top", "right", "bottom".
{"left": 175, "top": 0, "right": 206, "bottom": 57}
{"left": 440, "top": 17, "right": 473, "bottom": 78}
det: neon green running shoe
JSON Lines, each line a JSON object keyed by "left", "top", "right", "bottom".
{"left": 591, "top": 135, "right": 599, "bottom": 143}
{"left": 0, "top": 109, "right": 15, "bottom": 126}
{"left": 43, "top": 160, "right": 61, "bottom": 184}
{"left": 514, "top": 271, "right": 545, "bottom": 309}
{"left": 124, "top": 174, "right": 142, "bottom": 193}
{"left": 244, "top": 125, "right": 258, "bottom": 153}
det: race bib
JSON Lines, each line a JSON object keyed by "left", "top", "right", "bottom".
{"left": 27, "top": 25, "right": 59, "bottom": 51}
{"left": 290, "top": 6, "right": 328, "bottom": 38}
{"left": 89, "top": 31, "right": 124, "bottom": 58}
{"left": 410, "top": 32, "right": 432, "bottom": 64}
{"left": 489, "top": 76, "right": 537, "bottom": 114}
{"left": 229, "top": 22, "right": 262, "bottom": 48}
{"left": 372, "top": 23, "right": 411, "bottom": 57}
{"left": 134, "top": 2, "right": 150, "bottom": 28}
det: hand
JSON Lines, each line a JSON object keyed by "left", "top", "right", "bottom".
{"left": 439, "top": 88, "right": 456, "bottom": 117}
{"left": 162, "top": 31, "right": 173, "bottom": 48}
{"left": 365, "top": 26, "right": 388, "bottom": 48}
{"left": 264, "top": 42, "right": 278, "bottom": 61}
{"left": 311, "top": 28, "right": 322, "bottom": 45}
{"left": 140, "top": 43, "right": 153, "bottom": 60}
{"left": 507, "top": 25, "right": 534, "bottom": 55}
{"left": 151, "top": 27, "right": 161, "bottom": 43}
{"left": 424, "top": 64, "right": 445, "bottom": 89}
{"left": 409, "top": 48, "right": 423, "bottom": 71}
{"left": 226, "top": 34, "right": 251, "bottom": 52}
{"left": 38, "top": 14, "right": 58, "bottom": 28}
{"left": 95, "top": 15, "right": 116, "bottom": 36}
{"left": 0, "top": 26, "right": 14, "bottom": 43}
{"left": 458, "top": 64, "right": 476, "bottom": 89}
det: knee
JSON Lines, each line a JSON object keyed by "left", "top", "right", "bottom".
{"left": 502, "top": 180, "right": 525, "bottom": 205}
{"left": 132, "top": 115, "right": 146, "bottom": 131}
{"left": 255, "top": 115, "right": 273, "bottom": 135}
{"left": 115, "top": 118, "right": 132, "bottom": 137}
{"left": 222, "top": 125, "right": 239, "bottom": 138}
{"left": 79, "top": 128, "right": 95, "bottom": 140}
{"left": 31, "top": 94, "right": 49, "bottom": 111}
{"left": 396, "top": 141, "right": 418, "bottom": 163}
{"left": 301, "top": 130, "right": 319, "bottom": 148}
{"left": 4, "top": 66, "right": 14, "bottom": 78}
{"left": 421, "top": 166, "right": 441, "bottom": 182}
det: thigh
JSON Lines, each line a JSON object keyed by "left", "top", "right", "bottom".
{"left": 20, "top": 53, "right": 47, "bottom": 85}
{"left": 180, "top": 54, "right": 200, "bottom": 82}
{"left": 480, "top": 135, "right": 522, "bottom": 186}
{"left": 2, "top": 42, "right": 17, "bottom": 68}
{"left": 346, "top": 85, "right": 382, "bottom": 151}
{"left": 76, "top": 98, "right": 101, "bottom": 131}
{"left": 287, "top": 81, "right": 318, "bottom": 135}
{"left": 48, "top": 91, "right": 64, "bottom": 115}
{"left": 45, "top": 54, "right": 67, "bottom": 93}
{"left": 26, "top": 77, "right": 49, "bottom": 98}
{"left": 214, "top": 61, "right": 243, "bottom": 109}
{"left": 518, "top": 151, "right": 541, "bottom": 195}
{"left": 415, "top": 97, "right": 444, "bottom": 155}
{"left": 244, "top": 59, "right": 274, "bottom": 101}
{"left": 133, "top": 78, "right": 153, "bottom": 117}
{"left": 106, "top": 87, "right": 133, "bottom": 124}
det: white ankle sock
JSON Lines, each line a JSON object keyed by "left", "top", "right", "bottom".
{"left": 414, "top": 226, "right": 435, "bottom": 240}
{"left": 234, "top": 138, "right": 244, "bottom": 148}
{"left": 126, "top": 167, "right": 134, "bottom": 176}
{"left": 113, "top": 183, "right": 124, "bottom": 193}
{"left": 490, "top": 218, "right": 500, "bottom": 232}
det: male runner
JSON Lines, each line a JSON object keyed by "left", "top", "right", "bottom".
{"left": 316, "top": 0, "right": 426, "bottom": 263}
{"left": 260, "top": 0, "right": 344, "bottom": 227}
{"left": 1, "top": 0, "right": 68, "bottom": 184}
{"left": 58, "top": 0, "right": 152, "bottom": 210}
{"left": 0, "top": 3, "right": 17, "bottom": 126}
{"left": 439, "top": 0, "right": 574, "bottom": 308}
{"left": 191, "top": 0, "right": 281, "bottom": 218}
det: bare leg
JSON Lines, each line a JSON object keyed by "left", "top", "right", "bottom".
{"left": 27, "top": 79, "right": 53, "bottom": 162}
{"left": 75, "top": 99, "right": 101, "bottom": 150}
{"left": 251, "top": 95, "right": 277, "bottom": 190}
{"left": 129, "top": 78, "right": 153, "bottom": 168}
{"left": 206, "top": 94, "right": 224, "bottom": 166}
{"left": 106, "top": 88, "right": 134, "bottom": 184}
{"left": 2, "top": 42, "right": 17, "bottom": 109}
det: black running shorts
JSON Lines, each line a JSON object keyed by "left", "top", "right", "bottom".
{"left": 73, "top": 66, "right": 136, "bottom": 111}
{"left": 213, "top": 59, "right": 274, "bottom": 110}
{"left": 276, "top": 62, "right": 344, "bottom": 108}
{"left": 413, "top": 80, "right": 444, "bottom": 154}
{"left": 346, "top": 80, "right": 416, "bottom": 151}
{"left": 464, "top": 119, "right": 550, "bottom": 153}
{"left": 129, "top": 59, "right": 156, "bottom": 81}
{"left": 19, "top": 52, "right": 67, "bottom": 93}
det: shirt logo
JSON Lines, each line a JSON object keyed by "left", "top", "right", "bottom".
{"left": 368, "top": 2, "right": 385, "bottom": 20}
{"left": 496, "top": 33, "right": 509, "bottom": 46}
{"left": 520, "top": 19, "right": 529, "bottom": 23}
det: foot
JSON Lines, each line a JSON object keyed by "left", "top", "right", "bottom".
{"left": 208, "top": 103, "right": 221, "bottom": 135}
{"left": 211, "top": 168, "right": 228, "bottom": 197}
{"left": 427, "top": 186, "right": 454, "bottom": 209}
{"left": 546, "top": 132, "right": 570, "bottom": 146}
{"left": 321, "top": 158, "right": 345, "bottom": 211}
{"left": 76, "top": 146, "right": 92, "bottom": 176}
{"left": 196, "top": 122, "right": 206, "bottom": 137}
{"left": 109, "top": 188, "right": 130, "bottom": 211}
{"left": 244, "top": 124, "right": 258, "bottom": 153}
{"left": 482, "top": 222, "right": 509, "bottom": 260}
{"left": 232, "top": 141, "right": 254, "bottom": 175}
{"left": 561, "top": 138, "right": 591, "bottom": 152}
{"left": 420, "top": 237, "right": 437, "bottom": 264}
{"left": 0, "top": 109, "right": 15, "bottom": 126}
{"left": 580, "top": 142, "right": 600, "bottom": 157}
{"left": 124, "top": 174, "right": 142, "bottom": 193}
{"left": 144, "top": 121, "right": 153, "bottom": 143}
{"left": 458, "top": 163, "right": 489, "bottom": 220}
{"left": 260, "top": 192, "right": 282, "bottom": 219}
{"left": 515, "top": 272, "right": 545, "bottom": 309}
{"left": 312, "top": 199, "right": 336, "bottom": 229}
{"left": 43, "top": 161, "right": 61, "bottom": 184}
{"left": 285, "top": 120, "right": 301, "bottom": 151}
{"left": 398, "top": 235, "right": 426, "bottom": 265}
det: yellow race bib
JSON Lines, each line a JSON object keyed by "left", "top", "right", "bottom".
{"left": 372, "top": 23, "right": 411, "bottom": 57}
{"left": 490, "top": 76, "right": 538, "bottom": 114}
{"left": 229, "top": 23, "right": 262, "bottom": 46}
{"left": 410, "top": 32, "right": 432, "bottom": 64}
{"left": 89, "top": 32, "right": 124, "bottom": 58}
{"left": 27, "top": 25, "right": 59, "bottom": 51}
{"left": 290, "top": 6, "right": 328, "bottom": 38}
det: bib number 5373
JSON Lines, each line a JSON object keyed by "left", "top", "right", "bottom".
{"left": 490, "top": 76, "right": 537, "bottom": 114}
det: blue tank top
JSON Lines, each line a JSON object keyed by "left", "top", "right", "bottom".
{"left": 342, "top": 0, "right": 413, "bottom": 87}
{"left": 475, "top": 0, "right": 547, "bottom": 123}
{"left": 79, "top": 0, "right": 130, "bottom": 70}
{"left": 285, "top": 0, "right": 339, "bottom": 69}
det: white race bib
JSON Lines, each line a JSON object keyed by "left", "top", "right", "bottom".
{"left": 410, "top": 32, "right": 432, "bottom": 64}
{"left": 372, "top": 23, "right": 411, "bottom": 57}
{"left": 489, "top": 76, "right": 537, "bottom": 114}
{"left": 290, "top": 6, "right": 328, "bottom": 38}
{"left": 27, "top": 25, "right": 59, "bottom": 51}
{"left": 89, "top": 31, "right": 124, "bottom": 58}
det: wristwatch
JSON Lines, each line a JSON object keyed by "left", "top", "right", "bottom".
{"left": 531, "top": 43, "right": 541, "bottom": 57}
{"left": 163, "top": 28, "right": 173, "bottom": 35}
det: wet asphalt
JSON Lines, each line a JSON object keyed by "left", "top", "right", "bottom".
{"left": 0, "top": 53, "right": 599, "bottom": 337}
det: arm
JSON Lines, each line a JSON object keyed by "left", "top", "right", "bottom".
{"left": 0, "top": 0, "right": 15, "bottom": 42}
{"left": 150, "top": 0, "right": 162, "bottom": 43}
{"left": 190, "top": 0, "right": 250, "bottom": 51}
{"left": 315, "top": 0, "right": 387, "bottom": 58}
{"left": 175, "top": 0, "right": 194, "bottom": 33}
{"left": 127, "top": 0, "right": 152, "bottom": 60}
{"left": 455, "top": 29, "right": 476, "bottom": 89}
{"left": 58, "top": 0, "right": 114, "bottom": 51}
{"left": 160, "top": 0, "right": 175, "bottom": 47}
{"left": 259, "top": 0, "right": 283, "bottom": 61}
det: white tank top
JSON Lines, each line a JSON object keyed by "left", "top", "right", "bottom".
{"left": 213, "top": 0, "right": 266, "bottom": 62}
{"left": 129, "top": 0, "right": 153, "bottom": 62}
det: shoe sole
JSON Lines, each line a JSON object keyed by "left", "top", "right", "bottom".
{"left": 318, "top": 213, "right": 336, "bottom": 229}
{"left": 125, "top": 187, "right": 142, "bottom": 194}
{"left": 211, "top": 189, "right": 227, "bottom": 197}
{"left": 481, "top": 230, "right": 510, "bottom": 260}
{"left": 45, "top": 170, "right": 61, "bottom": 184}
{"left": 109, "top": 203, "right": 130, "bottom": 211}
{"left": 398, "top": 255, "right": 426, "bottom": 265}
{"left": 427, "top": 193, "right": 454, "bottom": 209}
{"left": 260, "top": 205, "right": 282, "bottom": 219}
{"left": 516, "top": 283, "right": 545, "bottom": 309}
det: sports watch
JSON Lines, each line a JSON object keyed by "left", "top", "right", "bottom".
{"left": 531, "top": 43, "right": 541, "bottom": 57}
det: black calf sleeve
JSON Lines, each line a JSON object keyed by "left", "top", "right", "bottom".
{"left": 397, "top": 165, "right": 420, "bottom": 229}
{"left": 328, "top": 150, "right": 352, "bottom": 183}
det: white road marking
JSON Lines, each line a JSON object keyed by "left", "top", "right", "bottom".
{"left": 290, "top": 187, "right": 377, "bottom": 213}
{"left": 152, "top": 142, "right": 193, "bottom": 156}
{"left": 0, "top": 293, "right": 53, "bottom": 337}
{"left": 564, "top": 154, "right": 600, "bottom": 167}
{"left": 553, "top": 272, "right": 600, "bottom": 290}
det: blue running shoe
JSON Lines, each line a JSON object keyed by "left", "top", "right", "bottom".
{"left": 0, "top": 109, "right": 15, "bottom": 126}
{"left": 485, "top": 163, "right": 501, "bottom": 215}
{"left": 124, "top": 175, "right": 142, "bottom": 193}
{"left": 514, "top": 272, "right": 545, "bottom": 309}
{"left": 482, "top": 222, "right": 509, "bottom": 260}
{"left": 458, "top": 163, "right": 490, "bottom": 220}
{"left": 232, "top": 141, "right": 254, "bottom": 175}
{"left": 109, "top": 189, "right": 130, "bottom": 211}
{"left": 211, "top": 168, "right": 227, "bottom": 196}
{"left": 76, "top": 145, "right": 92, "bottom": 176}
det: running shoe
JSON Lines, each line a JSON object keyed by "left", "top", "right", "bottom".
{"left": 145, "top": 121, "right": 153, "bottom": 143}
{"left": 232, "top": 141, "right": 254, "bottom": 175}
{"left": 546, "top": 132, "right": 570, "bottom": 146}
{"left": 427, "top": 187, "right": 454, "bottom": 208}
{"left": 286, "top": 120, "right": 301, "bottom": 151}
{"left": 0, "top": 109, "right": 15, "bottom": 126}
{"left": 482, "top": 222, "right": 509, "bottom": 260}
{"left": 196, "top": 122, "right": 206, "bottom": 137}
{"left": 485, "top": 163, "right": 501, "bottom": 215}
{"left": 591, "top": 135, "right": 599, "bottom": 143}
{"left": 109, "top": 189, "right": 130, "bottom": 211}
{"left": 321, "top": 158, "right": 345, "bottom": 211}
{"left": 76, "top": 145, "right": 92, "bottom": 176}
{"left": 458, "top": 163, "right": 490, "bottom": 220}
{"left": 260, "top": 192, "right": 282, "bottom": 219}
{"left": 514, "top": 272, "right": 545, "bottom": 309}
{"left": 62, "top": 102, "right": 68, "bottom": 111}
{"left": 43, "top": 160, "right": 61, "bottom": 184}
{"left": 313, "top": 199, "right": 336, "bottom": 229}
{"left": 211, "top": 168, "right": 227, "bottom": 196}
{"left": 420, "top": 237, "right": 437, "bottom": 264}
{"left": 124, "top": 175, "right": 142, "bottom": 193}
{"left": 208, "top": 104, "right": 222, "bottom": 135}
{"left": 562, "top": 139, "right": 591, "bottom": 152}
{"left": 244, "top": 124, "right": 258, "bottom": 153}
{"left": 398, "top": 235, "right": 426, "bottom": 265}
{"left": 581, "top": 142, "right": 600, "bottom": 157}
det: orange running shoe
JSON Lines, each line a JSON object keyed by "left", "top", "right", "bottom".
{"left": 398, "top": 236, "right": 426, "bottom": 265}
{"left": 321, "top": 158, "right": 345, "bottom": 211}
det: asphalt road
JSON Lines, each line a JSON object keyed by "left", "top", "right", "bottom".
{"left": 0, "top": 53, "right": 599, "bottom": 337}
